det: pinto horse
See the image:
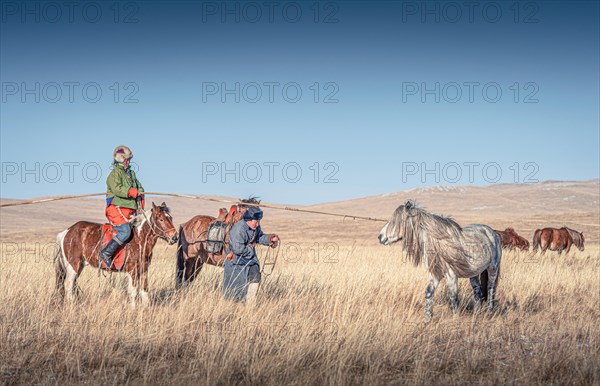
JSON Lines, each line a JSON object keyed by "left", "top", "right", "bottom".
{"left": 176, "top": 198, "right": 259, "bottom": 287}
{"left": 532, "top": 227, "right": 584, "bottom": 254}
{"left": 378, "top": 200, "right": 502, "bottom": 321}
{"left": 54, "top": 202, "right": 178, "bottom": 306}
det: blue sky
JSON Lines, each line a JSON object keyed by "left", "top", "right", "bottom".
{"left": 1, "top": 0, "right": 598, "bottom": 204}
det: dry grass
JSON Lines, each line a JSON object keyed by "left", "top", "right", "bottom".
{"left": 0, "top": 240, "right": 599, "bottom": 385}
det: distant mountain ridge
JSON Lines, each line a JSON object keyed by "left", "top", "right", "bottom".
{"left": 1, "top": 179, "right": 598, "bottom": 244}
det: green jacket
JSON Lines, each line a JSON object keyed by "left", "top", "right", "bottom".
{"left": 106, "top": 163, "right": 144, "bottom": 210}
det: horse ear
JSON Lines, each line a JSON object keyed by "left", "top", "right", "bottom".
{"left": 161, "top": 201, "right": 166, "bottom": 207}
{"left": 152, "top": 202, "right": 157, "bottom": 209}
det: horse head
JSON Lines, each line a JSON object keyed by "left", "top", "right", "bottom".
{"left": 378, "top": 199, "right": 418, "bottom": 245}
{"left": 150, "top": 202, "right": 178, "bottom": 245}
{"left": 577, "top": 232, "right": 585, "bottom": 251}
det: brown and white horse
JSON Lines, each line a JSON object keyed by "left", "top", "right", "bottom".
{"left": 176, "top": 198, "right": 258, "bottom": 287}
{"left": 532, "top": 227, "right": 584, "bottom": 254}
{"left": 54, "top": 202, "right": 178, "bottom": 307}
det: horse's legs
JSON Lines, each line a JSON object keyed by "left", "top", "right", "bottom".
{"left": 126, "top": 272, "right": 139, "bottom": 308}
{"left": 54, "top": 251, "right": 66, "bottom": 299}
{"left": 424, "top": 273, "right": 440, "bottom": 322}
{"left": 485, "top": 265, "right": 500, "bottom": 311}
{"left": 178, "top": 244, "right": 202, "bottom": 287}
{"left": 175, "top": 226, "right": 187, "bottom": 288}
{"left": 469, "top": 276, "right": 484, "bottom": 305}
{"left": 187, "top": 257, "right": 204, "bottom": 283}
{"left": 565, "top": 239, "right": 572, "bottom": 254}
{"left": 139, "top": 270, "right": 150, "bottom": 306}
{"left": 446, "top": 270, "right": 459, "bottom": 313}
{"left": 64, "top": 262, "right": 79, "bottom": 303}
{"left": 54, "top": 230, "right": 69, "bottom": 300}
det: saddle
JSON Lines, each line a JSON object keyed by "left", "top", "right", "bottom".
{"left": 206, "top": 206, "right": 237, "bottom": 254}
{"left": 100, "top": 224, "right": 128, "bottom": 270}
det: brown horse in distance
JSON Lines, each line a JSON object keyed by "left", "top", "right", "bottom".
{"left": 55, "top": 202, "right": 178, "bottom": 307}
{"left": 176, "top": 198, "right": 259, "bottom": 287}
{"left": 511, "top": 230, "right": 530, "bottom": 251}
{"left": 532, "top": 227, "right": 584, "bottom": 254}
{"left": 495, "top": 229, "right": 515, "bottom": 250}
{"left": 494, "top": 228, "right": 529, "bottom": 251}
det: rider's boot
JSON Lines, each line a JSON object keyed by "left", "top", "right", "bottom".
{"left": 100, "top": 238, "right": 122, "bottom": 268}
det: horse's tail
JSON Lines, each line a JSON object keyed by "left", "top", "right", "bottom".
{"left": 176, "top": 226, "right": 185, "bottom": 288}
{"left": 532, "top": 229, "right": 541, "bottom": 252}
{"left": 54, "top": 229, "right": 68, "bottom": 298}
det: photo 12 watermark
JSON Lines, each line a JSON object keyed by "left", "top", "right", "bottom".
{"left": 201, "top": 161, "right": 340, "bottom": 184}
{"left": 272, "top": 241, "right": 343, "bottom": 264}
{"left": 1, "top": 161, "right": 140, "bottom": 184}
{"left": 401, "top": 81, "right": 539, "bottom": 103}
{"left": 1, "top": 82, "right": 140, "bottom": 104}
{"left": 0, "top": 242, "right": 58, "bottom": 264}
{"left": 200, "top": 1, "right": 340, "bottom": 24}
{"left": 400, "top": 1, "right": 540, "bottom": 24}
{"left": 201, "top": 82, "right": 339, "bottom": 103}
{"left": 401, "top": 161, "right": 540, "bottom": 184}
{"left": 1, "top": 1, "right": 141, "bottom": 24}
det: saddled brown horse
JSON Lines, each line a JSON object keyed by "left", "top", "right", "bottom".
{"left": 494, "top": 228, "right": 529, "bottom": 251}
{"left": 176, "top": 198, "right": 259, "bottom": 287}
{"left": 54, "top": 202, "right": 178, "bottom": 306}
{"left": 532, "top": 227, "right": 584, "bottom": 254}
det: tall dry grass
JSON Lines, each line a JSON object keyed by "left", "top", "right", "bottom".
{"left": 0, "top": 240, "right": 599, "bottom": 385}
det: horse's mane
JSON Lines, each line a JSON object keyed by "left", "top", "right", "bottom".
{"left": 563, "top": 226, "right": 584, "bottom": 248}
{"left": 129, "top": 204, "right": 171, "bottom": 231}
{"left": 239, "top": 197, "right": 261, "bottom": 207}
{"left": 393, "top": 201, "right": 473, "bottom": 280}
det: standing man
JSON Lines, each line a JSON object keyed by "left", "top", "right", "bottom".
{"left": 100, "top": 145, "right": 144, "bottom": 268}
{"left": 224, "top": 206, "right": 279, "bottom": 304}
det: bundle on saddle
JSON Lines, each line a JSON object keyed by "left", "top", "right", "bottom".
{"left": 100, "top": 224, "right": 130, "bottom": 270}
{"left": 206, "top": 207, "right": 235, "bottom": 254}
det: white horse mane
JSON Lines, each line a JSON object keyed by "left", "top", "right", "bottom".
{"left": 130, "top": 209, "right": 152, "bottom": 234}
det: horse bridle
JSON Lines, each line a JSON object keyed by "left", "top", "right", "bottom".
{"left": 141, "top": 208, "right": 175, "bottom": 241}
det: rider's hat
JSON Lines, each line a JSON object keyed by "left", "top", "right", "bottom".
{"left": 113, "top": 145, "right": 133, "bottom": 163}
{"left": 243, "top": 206, "right": 263, "bottom": 221}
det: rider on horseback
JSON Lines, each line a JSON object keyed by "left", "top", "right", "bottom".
{"left": 100, "top": 145, "right": 144, "bottom": 268}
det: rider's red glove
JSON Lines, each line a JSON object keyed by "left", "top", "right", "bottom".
{"left": 127, "top": 187, "right": 139, "bottom": 198}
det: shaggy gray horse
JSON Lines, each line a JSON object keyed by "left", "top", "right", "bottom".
{"left": 378, "top": 200, "right": 502, "bottom": 321}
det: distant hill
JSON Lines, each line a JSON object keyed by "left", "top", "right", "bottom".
{"left": 1, "top": 179, "right": 598, "bottom": 244}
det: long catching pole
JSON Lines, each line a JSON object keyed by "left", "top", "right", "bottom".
{"left": 0, "top": 192, "right": 388, "bottom": 222}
